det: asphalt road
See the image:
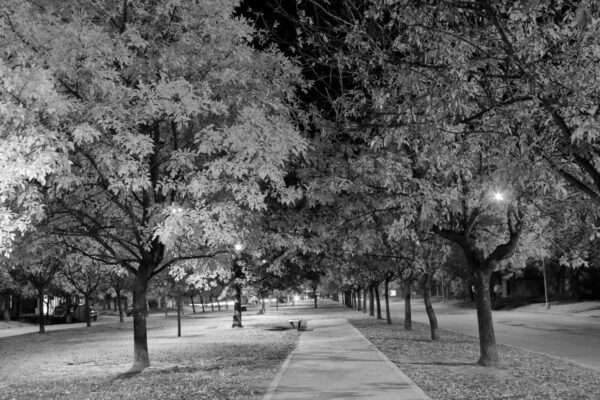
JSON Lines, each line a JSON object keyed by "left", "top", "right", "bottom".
{"left": 398, "top": 300, "right": 600, "bottom": 370}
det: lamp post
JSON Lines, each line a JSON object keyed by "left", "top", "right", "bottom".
{"left": 232, "top": 243, "right": 245, "bottom": 328}
{"left": 541, "top": 258, "right": 550, "bottom": 309}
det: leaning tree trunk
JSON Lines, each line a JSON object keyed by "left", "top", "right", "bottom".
{"left": 37, "top": 286, "right": 45, "bottom": 334}
{"left": 132, "top": 278, "right": 150, "bottom": 371}
{"left": 232, "top": 284, "right": 243, "bottom": 328}
{"left": 423, "top": 273, "right": 439, "bottom": 341}
{"left": 384, "top": 277, "right": 392, "bottom": 324}
{"left": 473, "top": 267, "right": 499, "bottom": 366}
{"left": 369, "top": 285, "right": 375, "bottom": 317}
{"left": 404, "top": 283, "right": 412, "bottom": 331}
{"left": 374, "top": 284, "right": 382, "bottom": 320}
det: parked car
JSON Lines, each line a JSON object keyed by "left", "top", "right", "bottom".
{"left": 53, "top": 304, "right": 98, "bottom": 323}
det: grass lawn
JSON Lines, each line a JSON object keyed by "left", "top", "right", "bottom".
{"left": 350, "top": 318, "right": 600, "bottom": 400}
{"left": 0, "top": 308, "right": 298, "bottom": 400}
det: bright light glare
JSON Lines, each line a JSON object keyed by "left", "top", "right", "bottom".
{"left": 493, "top": 192, "right": 505, "bottom": 201}
{"left": 294, "top": 295, "right": 300, "bottom": 301}
{"left": 234, "top": 243, "right": 244, "bottom": 252}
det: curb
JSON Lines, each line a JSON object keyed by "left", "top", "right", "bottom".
{"left": 262, "top": 347, "right": 296, "bottom": 400}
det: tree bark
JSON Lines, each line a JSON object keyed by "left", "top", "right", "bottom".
{"left": 313, "top": 285, "right": 318, "bottom": 308}
{"left": 190, "top": 295, "right": 196, "bottom": 314}
{"left": 116, "top": 289, "right": 124, "bottom": 323}
{"left": 177, "top": 294, "right": 182, "bottom": 337}
{"left": 369, "top": 285, "right": 375, "bottom": 317}
{"left": 132, "top": 279, "right": 150, "bottom": 371}
{"left": 473, "top": 268, "right": 498, "bottom": 366}
{"left": 1, "top": 295, "right": 10, "bottom": 321}
{"left": 200, "top": 295, "right": 205, "bottom": 312}
{"left": 37, "top": 286, "right": 45, "bottom": 334}
{"left": 210, "top": 294, "right": 215, "bottom": 311}
{"left": 384, "top": 277, "right": 392, "bottom": 324}
{"left": 374, "top": 284, "right": 382, "bottom": 320}
{"left": 232, "top": 284, "right": 243, "bottom": 328}
{"left": 362, "top": 288, "right": 367, "bottom": 313}
{"left": 216, "top": 298, "right": 221, "bottom": 311}
{"left": 163, "top": 295, "right": 168, "bottom": 317}
{"left": 423, "top": 273, "right": 439, "bottom": 341}
{"left": 404, "top": 283, "right": 412, "bottom": 331}
{"left": 84, "top": 294, "right": 91, "bottom": 328}
{"left": 356, "top": 287, "right": 362, "bottom": 311}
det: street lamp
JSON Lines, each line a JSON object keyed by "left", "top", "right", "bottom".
{"left": 493, "top": 192, "right": 505, "bottom": 202}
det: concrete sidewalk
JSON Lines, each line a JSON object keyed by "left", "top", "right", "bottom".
{"left": 263, "top": 317, "right": 431, "bottom": 400}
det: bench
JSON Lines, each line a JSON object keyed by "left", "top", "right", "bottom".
{"left": 288, "top": 319, "right": 308, "bottom": 331}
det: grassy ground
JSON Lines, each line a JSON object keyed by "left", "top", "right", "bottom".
{"left": 3, "top": 301, "right": 600, "bottom": 399}
{"left": 0, "top": 308, "right": 298, "bottom": 400}
{"left": 350, "top": 317, "right": 600, "bottom": 400}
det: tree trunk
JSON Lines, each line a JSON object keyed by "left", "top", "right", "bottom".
{"left": 116, "top": 289, "right": 124, "bottom": 323}
{"left": 384, "top": 277, "right": 391, "bottom": 324}
{"left": 423, "top": 273, "right": 439, "bottom": 341}
{"left": 375, "top": 284, "right": 382, "bottom": 320}
{"left": 232, "top": 284, "right": 243, "bottom": 328}
{"left": 37, "top": 286, "right": 45, "bottom": 334}
{"left": 369, "top": 285, "right": 375, "bottom": 317}
{"left": 190, "top": 295, "right": 196, "bottom": 314}
{"left": 177, "top": 294, "right": 182, "bottom": 337}
{"left": 1, "top": 295, "right": 10, "bottom": 321}
{"left": 132, "top": 279, "right": 150, "bottom": 371}
{"left": 210, "top": 294, "right": 214, "bottom": 311}
{"left": 313, "top": 286, "right": 318, "bottom": 308}
{"left": 84, "top": 294, "right": 91, "bottom": 328}
{"left": 357, "top": 288, "right": 362, "bottom": 311}
{"left": 216, "top": 298, "right": 221, "bottom": 311}
{"left": 200, "top": 295, "right": 205, "bottom": 312}
{"left": 404, "top": 283, "right": 412, "bottom": 331}
{"left": 163, "top": 295, "right": 168, "bottom": 317}
{"left": 362, "top": 288, "right": 367, "bottom": 313}
{"left": 473, "top": 268, "right": 499, "bottom": 366}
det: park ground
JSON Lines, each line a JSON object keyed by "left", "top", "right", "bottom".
{"left": 1, "top": 299, "right": 599, "bottom": 399}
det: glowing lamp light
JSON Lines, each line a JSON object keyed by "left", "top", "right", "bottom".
{"left": 493, "top": 192, "right": 505, "bottom": 202}
{"left": 234, "top": 243, "right": 244, "bottom": 252}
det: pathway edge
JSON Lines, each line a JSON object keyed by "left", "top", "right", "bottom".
{"left": 262, "top": 346, "right": 296, "bottom": 400}
{"left": 349, "top": 323, "right": 432, "bottom": 400}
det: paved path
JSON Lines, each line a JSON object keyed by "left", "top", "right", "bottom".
{"left": 263, "top": 317, "right": 430, "bottom": 400}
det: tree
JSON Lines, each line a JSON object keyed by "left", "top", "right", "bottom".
{"left": 106, "top": 266, "right": 131, "bottom": 323}
{"left": 6, "top": 231, "right": 64, "bottom": 333}
{"left": 61, "top": 252, "right": 108, "bottom": 327}
{"left": 1, "top": 0, "right": 307, "bottom": 371}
